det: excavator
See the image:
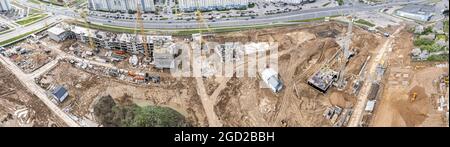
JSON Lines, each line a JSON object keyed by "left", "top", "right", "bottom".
{"left": 410, "top": 92, "right": 417, "bottom": 102}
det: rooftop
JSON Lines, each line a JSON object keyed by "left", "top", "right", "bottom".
{"left": 261, "top": 68, "right": 283, "bottom": 93}
{"left": 398, "top": 4, "right": 435, "bottom": 15}
{"left": 52, "top": 86, "right": 69, "bottom": 103}
{"left": 48, "top": 27, "right": 67, "bottom": 35}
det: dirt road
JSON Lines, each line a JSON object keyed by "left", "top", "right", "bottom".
{"left": 0, "top": 54, "right": 80, "bottom": 127}
{"left": 195, "top": 77, "right": 223, "bottom": 127}
{"left": 348, "top": 25, "right": 405, "bottom": 127}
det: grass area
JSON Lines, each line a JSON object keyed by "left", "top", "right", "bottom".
{"left": 427, "top": 54, "right": 449, "bottom": 62}
{"left": 355, "top": 19, "right": 376, "bottom": 27}
{"left": 38, "top": 0, "right": 65, "bottom": 6}
{"left": 444, "top": 20, "right": 449, "bottom": 34}
{"left": 414, "top": 38, "right": 434, "bottom": 46}
{"left": 70, "top": 20, "right": 299, "bottom": 36}
{"left": 71, "top": 21, "right": 141, "bottom": 34}
{"left": 288, "top": 15, "right": 339, "bottom": 23}
{"left": 336, "top": 0, "right": 344, "bottom": 6}
{"left": 0, "top": 27, "right": 47, "bottom": 46}
{"left": 436, "top": 34, "right": 448, "bottom": 41}
{"left": 248, "top": 3, "right": 256, "bottom": 8}
{"left": 30, "top": 8, "right": 42, "bottom": 14}
{"left": 420, "top": 43, "right": 446, "bottom": 52}
{"left": 173, "top": 23, "right": 295, "bottom": 36}
{"left": 289, "top": 17, "right": 325, "bottom": 22}
{"left": 93, "top": 95, "right": 189, "bottom": 127}
{"left": 414, "top": 36, "right": 448, "bottom": 53}
{"left": 428, "top": 0, "right": 442, "bottom": 3}
{"left": 28, "top": 0, "right": 41, "bottom": 4}
{"left": 0, "top": 29, "right": 14, "bottom": 35}
{"left": 74, "top": 0, "right": 86, "bottom": 5}
{"left": 16, "top": 14, "right": 48, "bottom": 26}
{"left": 421, "top": 27, "right": 433, "bottom": 35}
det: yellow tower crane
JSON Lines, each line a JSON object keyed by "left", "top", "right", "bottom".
{"left": 195, "top": 10, "right": 213, "bottom": 47}
{"left": 135, "top": 2, "right": 150, "bottom": 62}
{"left": 80, "top": 9, "right": 95, "bottom": 50}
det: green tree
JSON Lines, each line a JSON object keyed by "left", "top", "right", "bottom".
{"left": 126, "top": 106, "right": 188, "bottom": 127}
{"left": 93, "top": 95, "right": 189, "bottom": 127}
{"left": 414, "top": 38, "right": 433, "bottom": 46}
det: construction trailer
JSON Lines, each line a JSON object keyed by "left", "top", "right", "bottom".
{"left": 52, "top": 86, "right": 69, "bottom": 103}
{"left": 364, "top": 100, "right": 376, "bottom": 113}
{"left": 261, "top": 68, "right": 284, "bottom": 93}
{"left": 367, "top": 83, "right": 380, "bottom": 101}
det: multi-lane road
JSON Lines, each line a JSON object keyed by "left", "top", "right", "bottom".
{"left": 0, "top": 15, "right": 65, "bottom": 43}
{"left": 16, "top": 0, "right": 425, "bottom": 29}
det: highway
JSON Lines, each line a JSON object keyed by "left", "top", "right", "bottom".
{"left": 15, "top": 0, "right": 425, "bottom": 29}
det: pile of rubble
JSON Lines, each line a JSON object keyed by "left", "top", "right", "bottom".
{"left": 67, "top": 59, "right": 161, "bottom": 85}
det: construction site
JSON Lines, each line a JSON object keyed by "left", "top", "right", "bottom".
{"left": 1, "top": 5, "right": 448, "bottom": 127}
{"left": 0, "top": 64, "right": 66, "bottom": 127}
{"left": 10, "top": 19, "right": 389, "bottom": 127}
{"left": 206, "top": 20, "right": 382, "bottom": 127}
{"left": 370, "top": 27, "right": 449, "bottom": 127}
{"left": 1, "top": 32, "right": 57, "bottom": 73}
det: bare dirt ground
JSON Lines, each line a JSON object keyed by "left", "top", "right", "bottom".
{"left": 209, "top": 22, "right": 382, "bottom": 127}
{"left": 371, "top": 29, "right": 449, "bottom": 127}
{"left": 21, "top": 21, "right": 387, "bottom": 127}
{"left": 0, "top": 64, "right": 65, "bottom": 127}
{"left": 9, "top": 39, "right": 57, "bottom": 73}
{"left": 41, "top": 62, "right": 208, "bottom": 126}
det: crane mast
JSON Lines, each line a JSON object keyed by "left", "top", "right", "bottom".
{"left": 136, "top": 2, "right": 149, "bottom": 61}
{"left": 80, "top": 9, "right": 95, "bottom": 50}
{"left": 195, "top": 10, "right": 213, "bottom": 47}
{"left": 337, "top": 0, "right": 355, "bottom": 89}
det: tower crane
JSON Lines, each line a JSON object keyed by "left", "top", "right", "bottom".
{"left": 336, "top": 0, "right": 356, "bottom": 89}
{"left": 135, "top": 1, "right": 150, "bottom": 62}
{"left": 79, "top": 9, "right": 95, "bottom": 50}
{"left": 195, "top": 10, "right": 213, "bottom": 48}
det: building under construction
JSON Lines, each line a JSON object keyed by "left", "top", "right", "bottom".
{"left": 47, "top": 24, "right": 174, "bottom": 58}
{"left": 308, "top": 67, "right": 339, "bottom": 93}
